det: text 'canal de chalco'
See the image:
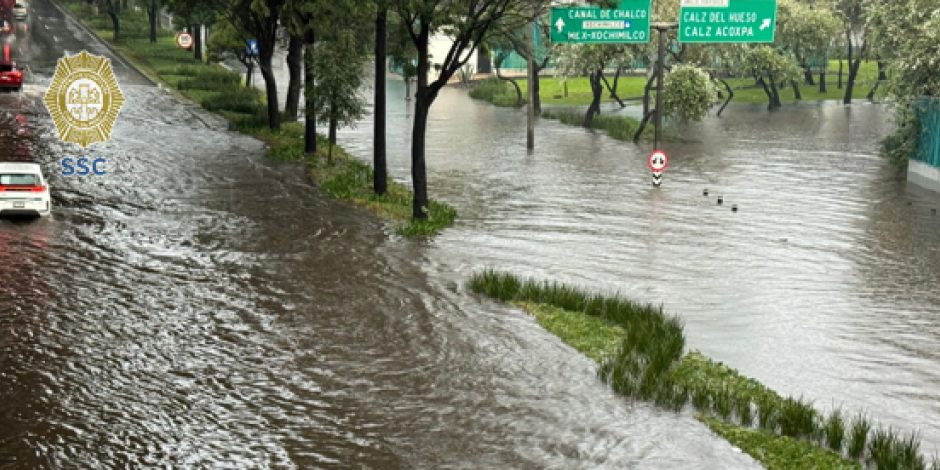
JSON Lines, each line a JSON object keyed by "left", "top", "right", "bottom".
{"left": 565, "top": 8, "right": 648, "bottom": 42}
{"left": 682, "top": 10, "right": 762, "bottom": 38}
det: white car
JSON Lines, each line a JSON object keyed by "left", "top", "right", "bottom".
{"left": 13, "top": 1, "right": 28, "bottom": 20}
{"left": 0, "top": 162, "right": 51, "bottom": 217}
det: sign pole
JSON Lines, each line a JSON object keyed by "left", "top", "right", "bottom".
{"left": 527, "top": 21, "right": 535, "bottom": 150}
{"left": 650, "top": 23, "right": 677, "bottom": 151}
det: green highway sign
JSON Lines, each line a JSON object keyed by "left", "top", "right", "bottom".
{"left": 679, "top": 0, "right": 778, "bottom": 43}
{"left": 550, "top": 0, "right": 651, "bottom": 44}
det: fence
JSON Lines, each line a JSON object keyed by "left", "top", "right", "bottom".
{"left": 913, "top": 97, "right": 940, "bottom": 167}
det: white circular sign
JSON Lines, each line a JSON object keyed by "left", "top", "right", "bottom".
{"left": 648, "top": 150, "right": 668, "bottom": 172}
{"left": 176, "top": 32, "right": 193, "bottom": 50}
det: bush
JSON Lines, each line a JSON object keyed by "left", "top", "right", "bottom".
{"left": 469, "top": 78, "right": 523, "bottom": 107}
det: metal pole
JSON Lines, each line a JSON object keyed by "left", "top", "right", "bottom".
{"left": 526, "top": 22, "right": 536, "bottom": 150}
{"left": 654, "top": 27, "right": 666, "bottom": 150}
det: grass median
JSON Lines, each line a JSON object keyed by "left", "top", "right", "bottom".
{"left": 469, "top": 62, "right": 882, "bottom": 109}
{"left": 469, "top": 269, "right": 937, "bottom": 470}
{"left": 58, "top": 0, "right": 455, "bottom": 237}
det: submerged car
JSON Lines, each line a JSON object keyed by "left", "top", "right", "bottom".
{"left": 0, "top": 162, "right": 50, "bottom": 217}
{"left": 0, "top": 60, "right": 22, "bottom": 91}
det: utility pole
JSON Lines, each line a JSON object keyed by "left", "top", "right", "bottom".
{"left": 651, "top": 22, "right": 678, "bottom": 151}
{"left": 526, "top": 21, "right": 536, "bottom": 150}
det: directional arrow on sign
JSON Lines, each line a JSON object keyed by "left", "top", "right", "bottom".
{"left": 555, "top": 18, "right": 565, "bottom": 33}
{"left": 760, "top": 18, "right": 771, "bottom": 30}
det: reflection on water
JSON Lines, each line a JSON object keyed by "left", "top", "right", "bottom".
{"left": 337, "top": 79, "right": 940, "bottom": 455}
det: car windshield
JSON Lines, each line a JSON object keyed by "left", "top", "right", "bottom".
{"left": 0, "top": 174, "right": 39, "bottom": 186}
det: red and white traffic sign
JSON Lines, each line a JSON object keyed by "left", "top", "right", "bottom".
{"left": 648, "top": 150, "right": 668, "bottom": 172}
{"left": 176, "top": 32, "right": 193, "bottom": 50}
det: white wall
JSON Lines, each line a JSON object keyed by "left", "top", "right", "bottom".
{"left": 427, "top": 34, "right": 478, "bottom": 82}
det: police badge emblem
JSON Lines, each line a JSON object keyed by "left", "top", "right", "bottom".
{"left": 43, "top": 51, "right": 125, "bottom": 148}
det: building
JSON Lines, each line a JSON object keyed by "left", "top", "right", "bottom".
{"left": 908, "top": 97, "right": 940, "bottom": 193}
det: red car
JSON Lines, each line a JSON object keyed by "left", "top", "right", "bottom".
{"left": 0, "top": 60, "right": 22, "bottom": 91}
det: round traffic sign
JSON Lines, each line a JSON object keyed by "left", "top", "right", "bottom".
{"left": 648, "top": 150, "right": 668, "bottom": 172}
{"left": 176, "top": 32, "right": 193, "bottom": 50}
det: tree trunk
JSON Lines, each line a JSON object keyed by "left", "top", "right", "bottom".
{"left": 877, "top": 60, "right": 887, "bottom": 80}
{"left": 496, "top": 67, "right": 522, "bottom": 106}
{"left": 284, "top": 34, "right": 302, "bottom": 121}
{"left": 373, "top": 7, "right": 388, "bottom": 196}
{"left": 411, "top": 23, "right": 431, "bottom": 220}
{"left": 819, "top": 67, "right": 827, "bottom": 93}
{"left": 867, "top": 80, "right": 880, "bottom": 101}
{"left": 194, "top": 25, "right": 203, "bottom": 62}
{"left": 633, "top": 108, "right": 656, "bottom": 143}
{"left": 803, "top": 67, "right": 815, "bottom": 86}
{"left": 791, "top": 80, "right": 802, "bottom": 100}
{"left": 603, "top": 66, "right": 625, "bottom": 107}
{"left": 716, "top": 78, "right": 733, "bottom": 117}
{"left": 844, "top": 54, "right": 862, "bottom": 105}
{"left": 757, "top": 76, "right": 774, "bottom": 109}
{"left": 404, "top": 77, "right": 411, "bottom": 100}
{"left": 147, "top": 4, "right": 156, "bottom": 43}
{"left": 328, "top": 110, "right": 337, "bottom": 165}
{"left": 259, "top": 58, "right": 280, "bottom": 130}
{"left": 107, "top": 9, "right": 120, "bottom": 40}
{"left": 837, "top": 59, "right": 843, "bottom": 89}
{"left": 643, "top": 69, "right": 656, "bottom": 117}
{"left": 769, "top": 75, "right": 781, "bottom": 109}
{"left": 303, "top": 29, "right": 316, "bottom": 154}
{"left": 583, "top": 69, "right": 603, "bottom": 128}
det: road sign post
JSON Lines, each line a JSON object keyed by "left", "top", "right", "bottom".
{"left": 678, "top": 0, "right": 778, "bottom": 43}
{"left": 246, "top": 39, "right": 259, "bottom": 57}
{"left": 550, "top": 0, "right": 651, "bottom": 44}
{"left": 649, "top": 150, "right": 668, "bottom": 187}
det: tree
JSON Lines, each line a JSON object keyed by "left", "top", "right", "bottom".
{"left": 554, "top": 43, "right": 634, "bottom": 127}
{"left": 313, "top": 30, "right": 370, "bottom": 164}
{"left": 224, "top": 0, "right": 285, "bottom": 130}
{"left": 834, "top": 0, "right": 871, "bottom": 104}
{"left": 743, "top": 46, "right": 802, "bottom": 110}
{"left": 166, "top": 0, "right": 218, "bottom": 60}
{"left": 776, "top": 0, "right": 840, "bottom": 95}
{"left": 490, "top": 15, "right": 553, "bottom": 111}
{"left": 391, "top": 0, "right": 545, "bottom": 220}
{"left": 870, "top": 0, "right": 940, "bottom": 164}
{"left": 283, "top": 34, "right": 303, "bottom": 121}
{"left": 387, "top": 11, "right": 419, "bottom": 100}
{"left": 145, "top": 0, "right": 160, "bottom": 43}
{"left": 95, "top": 0, "right": 120, "bottom": 39}
{"left": 662, "top": 64, "right": 719, "bottom": 123}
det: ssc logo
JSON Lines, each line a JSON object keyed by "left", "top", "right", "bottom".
{"left": 43, "top": 51, "right": 125, "bottom": 148}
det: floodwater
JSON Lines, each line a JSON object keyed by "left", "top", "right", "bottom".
{"left": 337, "top": 80, "right": 940, "bottom": 456}
{"left": 1, "top": 0, "right": 765, "bottom": 468}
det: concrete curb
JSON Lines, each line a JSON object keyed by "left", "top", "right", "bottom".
{"left": 49, "top": 0, "right": 157, "bottom": 87}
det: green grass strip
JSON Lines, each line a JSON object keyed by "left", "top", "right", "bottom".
{"left": 468, "top": 269, "right": 935, "bottom": 470}
{"left": 58, "top": 0, "right": 456, "bottom": 237}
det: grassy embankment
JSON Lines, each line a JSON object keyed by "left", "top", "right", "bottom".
{"left": 470, "top": 61, "right": 882, "bottom": 108}
{"left": 469, "top": 270, "right": 938, "bottom": 470}
{"left": 60, "top": 1, "right": 455, "bottom": 237}
{"left": 470, "top": 78, "right": 659, "bottom": 143}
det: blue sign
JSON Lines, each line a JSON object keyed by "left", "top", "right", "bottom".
{"left": 61, "top": 157, "right": 107, "bottom": 176}
{"left": 246, "top": 39, "right": 259, "bottom": 56}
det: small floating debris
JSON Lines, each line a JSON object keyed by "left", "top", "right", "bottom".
{"left": 731, "top": 204, "right": 738, "bottom": 212}
{"left": 717, "top": 196, "right": 723, "bottom": 206}
{"left": 703, "top": 189, "right": 709, "bottom": 196}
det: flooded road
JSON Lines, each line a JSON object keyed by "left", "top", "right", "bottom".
{"left": 337, "top": 81, "right": 940, "bottom": 455}
{"left": 1, "top": 0, "right": 762, "bottom": 468}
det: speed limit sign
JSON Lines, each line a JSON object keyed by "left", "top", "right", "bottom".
{"left": 176, "top": 32, "right": 194, "bottom": 50}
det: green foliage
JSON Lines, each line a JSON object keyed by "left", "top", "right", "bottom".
{"left": 824, "top": 409, "right": 847, "bottom": 454}
{"left": 510, "top": 302, "right": 626, "bottom": 363}
{"left": 848, "top": 414, "right": 872, "bottom": 459}
{"left": 743, "top": 46, "right": 802, "bottom": 84}
{"left": 541, "top": 109, "right": 661, "bottom": 143}
{"left": 468, "top": 78, "right": 523, "bottom": 107}
{"left": 700, "top": 416, "right": 861, "bottom": 470}
{"left": 312, "top": 30, "right": 370, "bottom": 130}
{"left": 662, "top": 64, "right": 719, "bottom": 123}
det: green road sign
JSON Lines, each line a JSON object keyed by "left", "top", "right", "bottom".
{"left": 550, "top": 0, "right": 651, "bottom": 44}
{"left": 678, "top": 0, "right": 778, "bottom": 43}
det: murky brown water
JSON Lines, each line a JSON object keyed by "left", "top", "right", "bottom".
{"left": 1, "top": 0, "right": 766, "bottom": 468}
{"left": 337, "top": 81, "right": 940, "bottom": 456}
